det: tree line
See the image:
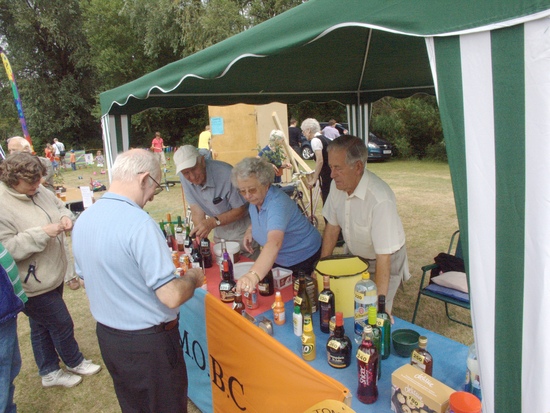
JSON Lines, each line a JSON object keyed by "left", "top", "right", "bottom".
{"left": 0, "top": 0, "right": 445, "bottom": 160}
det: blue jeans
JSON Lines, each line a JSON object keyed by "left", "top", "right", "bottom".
{"left": 0, "top": 317, "right": 21, "bottom": 413}
{"left": 23, "top": 284, "right": 83, "bottom": 376}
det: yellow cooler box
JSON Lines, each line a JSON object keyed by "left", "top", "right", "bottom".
{"left": 315, "top": 255, "right": 369, "bottom": 318}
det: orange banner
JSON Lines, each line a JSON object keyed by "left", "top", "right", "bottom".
{"left": 205, "top": 293, "right": 349, "bottom": 412}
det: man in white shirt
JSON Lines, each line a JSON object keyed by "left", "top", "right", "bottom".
{"left": 53, "top": 138, "right": 66, "bottom": 167}
{"left": 321, "top": 135, "right": 410, "bottom": 317}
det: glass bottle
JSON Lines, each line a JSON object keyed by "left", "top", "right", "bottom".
{"left": 219, "top": 260, "right": 236, "bottom": 303}
{"left": 232, "top": 292, "right": 245, "bottom": 315}
{"left": 319, "top": 275, "right": 335, "bottom": 333}
{"left": 258, "top": 269, "right": 274, "bottom": 296}
{"left": 200, "top": 237, "right": 213, "bottom": 268}
{"left": 377, "top": 295, "right": 391, "bottom": 360}
{"left": 301, "top": 314, "right": 316, "bottom": 361}
{"left": 411, "top": 336, "right": 433, "bottom": 376}
{"left": 368, "top": 305, "right": 382, "bottom": 379}
{"left": 164, "top": 223, "right": 178, "bottom": 252}
{"left": 183, "top": 218, "right": 192, "bottom": 253}
{"left": 175, "top": 216, "right": 185, "bottom": 252}
{"left": 190, "top": 239, "right": 203, "bottom": 269}
{"left": 166, "top": 213, "right": 174, "bottom": 235}
{"left": 464, "top": 343, "right": 482, "bottom": 400}
{"left": 354, "top": 271, "right": 377, "bottom": 344}
{"left": 356, "top": 325, "right": 379, "bottom": 404}
{"left": 294, "top": 273, "right": 312, "bottom": 319}
{"left": 220, "top": 239, "right": 234, "bottom": 281}
{"left": 293, "top": 305, "right": 303, "bottom": 336}
{"left": 272, "top": 291, "right": 286, "bottom": 325}
{"left": 326, "top": 312, "right": 352, "bottom": 369}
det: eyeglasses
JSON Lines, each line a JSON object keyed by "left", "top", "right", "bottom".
{"left": 138, "top": 172, "right": 163, "bottom": 196}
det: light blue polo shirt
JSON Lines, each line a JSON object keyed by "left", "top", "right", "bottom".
{"left": 249, "top": 186, "right": 321, "bottom": 267}
{"left": 73, "top": 193, "right": 178, "bottom": 330}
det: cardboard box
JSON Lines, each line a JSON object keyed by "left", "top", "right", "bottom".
{"left": 391, "top": 364, "right": 454, "bottom": 413}
{"left": 273, "top": 267, "right": 293, "bottom": 289}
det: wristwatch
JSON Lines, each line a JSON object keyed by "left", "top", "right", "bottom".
{"left": 213, "top": 216, "right": 221, "bottom": 226}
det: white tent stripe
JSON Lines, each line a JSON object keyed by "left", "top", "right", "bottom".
{"left": 523, "top": 18, "right": 550, "bottom": 413}
{"left": 460, "top": 31, "right": 497, "bottom": 413}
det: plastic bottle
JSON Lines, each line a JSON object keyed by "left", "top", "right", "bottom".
{"left": 377, "top": 295, "right": 391, "bottom": 360}
{"left": 293, "top": 305, "right": 303, "bottom": 336}
{"left": 301, "top": 314, "right": 316, "bottom": 361}
{"left": 272, "top": 291, "right": 286, "bottom": 325}
{"left": 446, "top": 391, "right": 482, "bottom": 413}
{"left": 354, "top": 271, "right": 377, "bottom": 344}
{"left": 464, "top": 343, "right": 482, "bottom": 401}
{"left": 356, "top": 325, "right": 379, "bottom": 404}
{"left": 326, "top": 312, "right": 352, "bottom": 368}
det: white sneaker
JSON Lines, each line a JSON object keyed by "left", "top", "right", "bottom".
{"left": 42, "top": 369, "right": 82, "bottom": 388}
{"left": 67, "top": 359, "right": 102, "bottom": 376}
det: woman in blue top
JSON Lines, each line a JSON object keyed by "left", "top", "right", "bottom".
{"left": 231, "top": 157, "right": 321, "bottom": 294}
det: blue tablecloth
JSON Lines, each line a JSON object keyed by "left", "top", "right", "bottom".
{"left": 259, "top": 300, "right": 468, "bottom": 412}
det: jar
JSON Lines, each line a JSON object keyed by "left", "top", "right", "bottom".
{"left": 446, "top": 391, "right": 482, "bottom": 413}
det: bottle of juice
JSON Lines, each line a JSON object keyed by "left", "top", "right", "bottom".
{"left": 301, "top": 314, "right": 316, "bottom": 361}
{"left": 354, "top": 271, "right": 377, "bottom": 344}
{"left": 356, "top": 325, "right": 379, "bottom": 404}
{"left": 411, "top": 336, "right": 433, "bottom": 376}
{"left": 272, "top": 291, "right": 286, "bottom": 325}
{"left": 319, "top": 275, "right": 335, "bottom": 333}
{"left": 326, "top": 312, "right": 352, "bottom": 368}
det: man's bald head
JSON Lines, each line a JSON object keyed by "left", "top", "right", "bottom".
{"left": 7, "top": 136, "right": 32, "bottom": 154}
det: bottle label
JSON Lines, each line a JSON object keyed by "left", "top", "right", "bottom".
{"left": 327, "top": 339, "right": 341, "bottom": 350}
{"left": 376, "top": 317, "right": 385, "bottom": 327}
{"left": 274, "top": 311, "right": 285, "bottom": 323}
{"left": 294, "top": 296, "right": 303, "bottom": 305}
{"left": 411, "top": 351, "right": 426, "bottom": 365}
{"left": 356, "top": 349, "right": 371, "bottom": 363}
{"left": 318, "top": 293, "right": 330, "bottom": 303}
{"left": 220, "top": 284, "right": 233, "bottom": 291}
{"left": 354, "top": 291, "right": 365, "bottom": 301}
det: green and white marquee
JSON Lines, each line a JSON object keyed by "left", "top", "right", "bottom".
{"left": 100, "top": 1, "right": 550, "bottom": 412}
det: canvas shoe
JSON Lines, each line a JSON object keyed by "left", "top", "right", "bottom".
{"left": 42, "top": 369, "right": 82, "bottom": 388}
{"left": 67, "top": 359, "right": 102, "bottom": 376}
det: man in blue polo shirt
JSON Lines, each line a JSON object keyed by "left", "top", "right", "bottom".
{"left": 175, "top": 145, "right": 257, "bottom": 256}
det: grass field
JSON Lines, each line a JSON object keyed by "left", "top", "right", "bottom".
{"left": 12, "top": 157, "right": 473, "bottom": 412}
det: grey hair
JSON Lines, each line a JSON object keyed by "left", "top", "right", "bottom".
{"left": 232, "top": 157, "right": 275, "bottom": 186}
{"left": 300, "top": 118, "right": 320, "bottom": 134}
{"left": 111, "top": 149, "right": 160, "bottom": 182}
{"left": 327, "top": 135, "right": 369, "bottom": 165}
{"left": 269, "top": 129, "right": 285, "bottom": 144}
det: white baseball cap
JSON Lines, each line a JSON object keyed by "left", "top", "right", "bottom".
{"left": 174, "top": 145, "right": 200, "bottom": 173}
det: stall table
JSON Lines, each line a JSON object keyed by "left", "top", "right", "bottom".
{"left": 181, "top": 255, "right": 468, "bottom": 412}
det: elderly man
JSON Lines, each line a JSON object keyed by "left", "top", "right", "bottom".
{"left": 73, "top": 149, "right": 204, "bottom": 413}
{"left": 7, "top": 136, "right": 54, "bottom": 191}
{"left": 175, "top": 145, "right": 255, "bottom": 255}
{"left": 321, "top": 135, "right": 410, "bottom": 318}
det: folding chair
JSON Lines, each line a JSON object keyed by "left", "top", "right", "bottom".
{"left": 411, "top": 230, "right": 471, "bottom": 328}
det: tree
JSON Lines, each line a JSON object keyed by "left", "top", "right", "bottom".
{"left": 0, "top": 0, "right": 100, "bottom": 151}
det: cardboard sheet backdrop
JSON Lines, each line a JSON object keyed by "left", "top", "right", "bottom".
{"left": 100, "top": 1, "right": 550, "bottom": 412}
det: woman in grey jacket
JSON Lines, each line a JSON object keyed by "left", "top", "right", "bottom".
{"left": 0, "top": 152, "right": 101, "bottom": 388}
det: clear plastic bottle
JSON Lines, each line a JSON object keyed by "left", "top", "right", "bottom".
{"left": 354, "top": 271, "right": 377, "bottom": 344}
{"left": 464, "top": 343, "right": 482, "bottom": 401}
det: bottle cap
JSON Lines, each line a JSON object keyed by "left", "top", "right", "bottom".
{"left": 368, "top": 305, "right": 377, "bottom": 324}
{"left": 419, "top": 336, "right": 428, "bottom": 347}
{"left": 335, "top": 312, "right": 343, "bottom": 326}
{"left": 448, "top": 391, "right": 482, "bottom": 413}
{"left": 363, "top": 325, "right": 373, "bottom": 334}
{"left": 362, "top": 271, "right": 370, "bottom": 280}
{"left": 294, "top": 305, "right": 301, "bottom": 314}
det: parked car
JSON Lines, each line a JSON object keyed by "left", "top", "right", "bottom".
{"left": 299, "top": 123, "right": 392, "bottom": 161}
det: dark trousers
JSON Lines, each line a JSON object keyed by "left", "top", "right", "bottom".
{"left": 23, "top": 283, "right": 83, "bottom": 376}
{"left": 276, "top": 246, "right": 322, "bottom": 276}
{"left": 96, "top": 322, "right": 188, "bottom": 413}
